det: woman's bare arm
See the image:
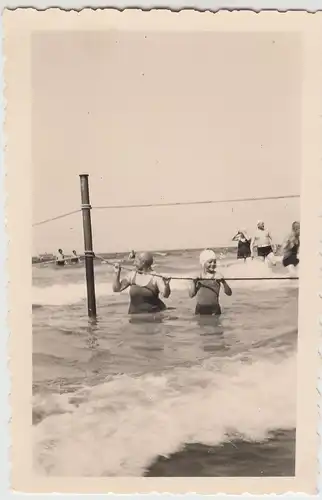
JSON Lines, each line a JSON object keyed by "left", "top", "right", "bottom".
{"left": 250, "top": 236, "right": 256, "bottom": 257}
{"left": 216, "top": 272, "right": 232, "bottom": 296}
{"left": 221, "top": 279, "right": 232, "bottom": 296}
{"left": 112, "top": 265, "right": 131, "bottom": 292}
{"left": 189, "top": 279, "right": 200, "bottom": 298}
{"left": 157, "top": 277, "right": 171, "bottom": 298}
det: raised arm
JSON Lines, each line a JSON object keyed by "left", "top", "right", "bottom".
{"left": 221, "top": 279, "right": 232, "bottom": 296}
{"left": 281, "top": 234, "right": 293, "bottom": 255}
{"left": 250, "top": 236, "right": 256, "bottom": 257}
{"left": 216, "top": 272, "right": 232, "bottom": 296}
{"left": 156, "top": 276, "right": 171, "bottom": 298}
{"left": 112, "top": 264, "right": 132, "bottom": 292}
{"left": 232, "top": 232, "right": 240, "bottom": 241}
{"left": 189, "top": 278, "right": 200, "bottom": 298}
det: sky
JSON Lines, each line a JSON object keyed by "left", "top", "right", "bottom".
{"left": 32, "top": 31, "right": 301, "bottom": 255}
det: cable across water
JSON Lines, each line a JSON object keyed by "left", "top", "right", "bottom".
{"left": 33, "top": 254, "right": 299, "bottom": 281}
{"left": 93, "top": 194, "right": 300, "bottom": 211}
{"left": 32, "top": 193, "right": 300, "bottom": 227}
{"left": 32, "top": 209, "right": 81, "bottom": 227}
{"left": 32, "top": 192, "right": 300, "bottom": 281}
{"left": 94, "top": 255, "right": 299, "bottom": 281}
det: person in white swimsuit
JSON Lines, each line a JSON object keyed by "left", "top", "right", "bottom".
{"left": 70, "top": 250, "right": 80, "bottom": 264}
{"left": 56, "top": 248, "right": 65, "bottom": 266}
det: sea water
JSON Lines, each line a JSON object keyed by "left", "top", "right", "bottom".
{"left": 32, "top": 249, "right": 297, "bottom": 477}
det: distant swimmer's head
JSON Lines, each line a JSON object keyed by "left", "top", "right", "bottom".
{"left": 135, "top": 251, "right": 154, "bottom": 271}
{"left": 257, "top": 220, "right": 265, "bottom": 230}
{"left": 200, "top": 249, "right": 217, "bottom": 274}
{"left": 292, "top": 221, "right": 300, "bottom": 236}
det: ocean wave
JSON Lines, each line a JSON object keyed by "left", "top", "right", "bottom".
{"left": 33, "top": 351, "right": 296, "bottom": 476}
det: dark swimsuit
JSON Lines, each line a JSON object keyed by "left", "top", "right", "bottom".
{"left": 56, "top": 260, "right": 65, "bottom": 266}
{"left": 71, "top": 257, "right": 79, "bottom": 264}
{"left": 237, "top": 239, "right": 251, "bottom": 259}
{"left": 195, "top": 279, "right": 221, "bottom": 316}
{"left": 283, "top": 242, "right": 299, "bottom": 267}
{"left": 257, "top": 246, "right": 273, "bottom": 258}
{"left": 128, "top": 273, "right": 166, "bottom": 314}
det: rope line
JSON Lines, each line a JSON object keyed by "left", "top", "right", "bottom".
{"left": 33, "top": 256, "right": 78, "bottom": 265}
{"left": 32, "top": 209, "right": 81, "bottom": 227}
{"left": 32, "top": 194, "right": 300, "bottom": 228}
{"left": 33, "top": 253, "right": 299, "bottom": 281}
{"left": 93, "top": 194, "right": 300, "bottom": 211}
{"left": 96, "top": 256, "right": 299, "bottom": 281}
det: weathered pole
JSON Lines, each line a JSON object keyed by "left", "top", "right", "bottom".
{"left": 79, "top": 174, "right": 97, "bottom": 318}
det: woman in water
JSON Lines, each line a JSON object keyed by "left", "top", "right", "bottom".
{"left": 250, "top": 220, "right": 276, "bottom": 264}
{"left": 282, "top": 221, "right": 300, "bottom": 275}
{"left": 128, "top": 250, "right": 136, "bottom": 260}
{"left": 189, "top": 249, "right": 232, "bottom": 316}
{"left": 113, "top": 251, "right": 171, "bottom": 314}
{"left": 56, "top": 248, "right": 65, "bottom": 266}
{"left": 232, "top": 229, "right": 251, "bottom": 262}
{"left": 70, "top": 250, "right": 80, "bottom": 264}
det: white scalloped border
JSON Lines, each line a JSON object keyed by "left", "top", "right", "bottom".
{"left": 2, "top": 7, "right": 321, "bottom": 496}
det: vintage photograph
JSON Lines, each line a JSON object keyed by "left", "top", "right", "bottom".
{"left": 31, "top": 26, "right": 301, "bottom": 477}
{"left": 4, "top": 9, "right": 320, "bottom": 494}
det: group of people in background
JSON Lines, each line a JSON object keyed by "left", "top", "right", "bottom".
{"left": 54, "top": 249, "right": 136, "bottom": 266}
{"left": 50, "top": 220, "right": 300, "bottom": 316}
{"left": 232, "top": 220, "right": 300, "bottom": 272}
{"left": 112, "top": 220, "right": 300, "bottom": 317}
{"left": 55, "top": 249, "right": 80, "bottom": 266}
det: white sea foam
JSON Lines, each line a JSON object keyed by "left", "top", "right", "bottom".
{"left": 33, "top": 352, "right": 296, "bottom": 476}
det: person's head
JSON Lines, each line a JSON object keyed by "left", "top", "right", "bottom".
{"left": 292, "top": 221, "right": 300, "bottom": 237}
{"left": 257, "top": 220, "right": 265, "bottom": 230}
{"left": 58, "top": 248, "right": 63, "bottom": 254}
{"left": 199, "top": 249, "right": 217, "bottom": 274}
{"left": 134, "top": 251, "right": 154, "bottom": 271}
{"left": 72, "top": 250, "right": 76, "bottom": 255}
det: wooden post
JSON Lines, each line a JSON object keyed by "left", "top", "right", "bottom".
{"left": 79, "top": 174, "right": 97, "bottom": 318}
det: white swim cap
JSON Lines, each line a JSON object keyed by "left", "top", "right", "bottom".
{"left": 199, "top": 249, "right": 217, "bottom": 267}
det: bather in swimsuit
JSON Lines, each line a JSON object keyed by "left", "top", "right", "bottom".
{"left": 282, "top": 242, "right": 299, "bottom": 268}
{"left": 237, "top": 239, "right": 251, "bottom": 259}
{"left": 195, "top": 279, "right": 222, "bottom": 316}
{"left": 128, "top": 272, "right": 166, "bottom": 314}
